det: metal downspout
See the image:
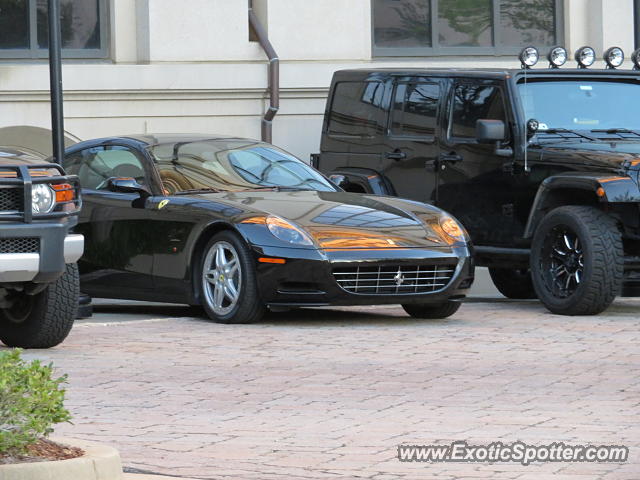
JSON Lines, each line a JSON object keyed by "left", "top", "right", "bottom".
{"left": 248, "top": 7, "right": 279, "bottom": 143}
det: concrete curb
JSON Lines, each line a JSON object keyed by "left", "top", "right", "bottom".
{"left": 0, "top": 437, "right": 123, "bottom": 480}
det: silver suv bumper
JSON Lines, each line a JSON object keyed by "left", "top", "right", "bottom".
{"left": 0, "top": 234, "right": 84, "bottom": 282}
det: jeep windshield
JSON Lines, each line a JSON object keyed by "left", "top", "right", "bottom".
{"left": 518, "top": 79, "right": 640, "bottom": 137}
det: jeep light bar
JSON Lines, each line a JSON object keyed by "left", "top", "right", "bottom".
{"left": 520, "top": 46, "right": 638, "bottom": 70}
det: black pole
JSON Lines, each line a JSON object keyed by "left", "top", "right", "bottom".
{"left": 48, "top": 0, "right": 64, "bottom": 164}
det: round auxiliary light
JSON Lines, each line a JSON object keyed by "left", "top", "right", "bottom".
{"left": 604, "top": 46, "right": 624, "bottom": 69}
{"left": 575, "top": 46, "right": 596, "bottom": 68}
{"left": 519, "top": 46, "right": 539, "bottom": 69}
{"left": 548, "top": 46, "right": 567, "bottom": 68}
{"left": 632, "top": 49, "right": 640, "bottom": 70}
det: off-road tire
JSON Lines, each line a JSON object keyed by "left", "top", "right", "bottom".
{"left": 488, "top": 268, "right": 537, "bottom": 299}
{"left": 0, "top": 263, "right": 79, "bottom": 349}
{"left": 402, "top": 301, "right": 461, "bottom": 319}
{"left": 199, "top": 231, "right": 265, "bottom": 324}
{"left": 530, "top": 206, "right": 623, "bottom": 316}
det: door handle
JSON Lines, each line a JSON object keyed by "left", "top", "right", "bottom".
{"left": 385, "top": 150, "right": 407, "bottom": 161}
{"left": 439, "top": 153, "right": 463, "bottom": 163}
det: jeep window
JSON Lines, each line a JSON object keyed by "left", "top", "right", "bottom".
{"left": 328, "top": 82, "right": 386, "bottom": 137}
{"left": 390, "top": 82, "right": 439, "bottom": 138}
{"left": 517, "top": 80, "right": 640, "bottom": 132}
{"left": 450, "top": 84, "right": 506, "bottom": 140}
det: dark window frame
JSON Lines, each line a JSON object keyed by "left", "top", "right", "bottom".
{"left": 0, "top": 0, "right": 109, "bottom": 60}
{"left": 372, "top": 0, "right": 564, "bottom": 57}
{"left": 327, "top": 80, "right": 387, "bottom": 139}
{"left": 388, "top": 79, "right": 441, "bottom": 142}
{"left": 447, "top": 80, "right": 509, "bottom": 144}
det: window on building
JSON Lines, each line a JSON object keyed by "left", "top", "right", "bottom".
{"left": 0, "top": 0, "right": 108, "bottom": 59}
{"left": 372, "top": 0, "right": 562, "bottom": 56}
{"left": 328, "top": 82, "right": 387, "bottom": 137}
{"left": 391, "top": 82, "right": 440, "bottom": 138}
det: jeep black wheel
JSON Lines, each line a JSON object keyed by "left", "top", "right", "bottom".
{"left": 488, "top": 268, "right": 537, "bottom": 299}
{"left": 402, "top": 301, "right": 461, "bottom": 319}
{"left": 531, "top": 206, "right": 623, "bottom": 316}
{"left": 199, "top": 231, "right": 265, "bottom": 324}
{"left": 0, "top": 263, "right": 79, "bottom": 349}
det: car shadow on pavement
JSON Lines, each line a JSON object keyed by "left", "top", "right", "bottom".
{"left": 89, "top": 301, "right": 461, "bottom": 326}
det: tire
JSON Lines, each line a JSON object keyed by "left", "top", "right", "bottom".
{"left": 488, "top": 268, "right": 537, "bottom": 299}
{"left": 402, "top": 301, "right": 461, "bottom": 319}
{"left": 530, "top": 206, "right": 623, "bottom": 316}
{"left": 198, "top": 231, "right": 265, "bottom": 324}
{"left": 0, "top": 263, "right": 79, "bottom": 349}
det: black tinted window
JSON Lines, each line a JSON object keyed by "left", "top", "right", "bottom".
{"left": 65, "top": 146, "right": 146, "bottom": 190}
{"left": 328, "top": 81, "right": 385, "bottom": 137}
{"left": 451, "top": 84, "right": 505, "bottom": 139}
{"left": 391, "top": 82, "right": 439, "bottom": 137}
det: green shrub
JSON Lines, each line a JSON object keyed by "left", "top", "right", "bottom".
{"left": 0, "top": 349, "right": 71, "bottom": 454}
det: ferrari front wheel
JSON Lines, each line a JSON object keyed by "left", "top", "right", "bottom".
{"left": 199, "top": 231, "right": 265, "bottom": 324}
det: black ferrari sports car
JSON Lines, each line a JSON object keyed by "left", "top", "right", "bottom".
{"left": 63, "top": 135, "right": 474, "bottom": 323}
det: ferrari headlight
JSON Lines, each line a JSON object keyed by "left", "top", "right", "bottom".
{"left": 32, "top": 183, "right": 55, "bottom": 214}
{"left": 438, "top": 215, "right": 468, "bottom": 243}
{"left": 419, "top": 214, "right": 469, "bottom": 245}
{"left": 266, "top": 216, "right": 314, "bottom": 246}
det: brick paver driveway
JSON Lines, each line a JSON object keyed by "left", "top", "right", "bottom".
{"left": 9, "top": 298, "right": 640, "bottom": 480}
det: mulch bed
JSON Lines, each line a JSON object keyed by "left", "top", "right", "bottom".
{"left": 0, "top": 438, "right": 84, "bottom": 465}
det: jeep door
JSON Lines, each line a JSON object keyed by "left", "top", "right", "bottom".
{"left": 438, "top": 79, "right": 517, "bottom": 247}
{"left": 382, "top": 77, "right": 442, "bottom": 204}
{"left": 320, "top": 78, "right": 388, "bottom": 191}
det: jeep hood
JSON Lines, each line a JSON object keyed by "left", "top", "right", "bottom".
{"left": 532, "top": 141, "right": 640, "bottom": 175}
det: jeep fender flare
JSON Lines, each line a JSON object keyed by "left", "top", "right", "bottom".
{"left": 523, "top": 174, "right": 640, "bottom": 238}
{"left": 328, "top": 167, "right": 393, "bottom": 195}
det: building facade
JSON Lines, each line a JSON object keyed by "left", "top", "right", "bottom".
{"left": 0, "top": 0, "right": 636, "bottom": 160}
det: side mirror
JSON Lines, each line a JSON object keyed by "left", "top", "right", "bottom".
{"left": 476, "top": 119, "right": 506, "bottom": 143}
{"left": 328, "top": 174, "right": 348, "bottom": 189}
{"left": 107, "top": 177, "right": 151, "bottom": 198}
{"left": 527, "top": 118, "right": 540, "bottom": 139}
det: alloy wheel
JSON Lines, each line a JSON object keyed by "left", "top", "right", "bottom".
{"left": 540, "top": 225, "right": 584, "bottom": 299}
{"left": 202, "top": 241, "right": 242, "bottom": 316}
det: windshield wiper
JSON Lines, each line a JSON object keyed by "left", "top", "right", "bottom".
{"left": 537, "top": 128, "right": 596, "bottom": 141}
{"left": 174, "top": 188, "right": 222, "bottom": 195}
{"left": 591, "top": 128, "right": 640, "bottom": 138}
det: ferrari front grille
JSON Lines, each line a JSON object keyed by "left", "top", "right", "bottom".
{"left": 0, "top": 237, "right": 40, "bottom": 254}
{"left": 333, "top": 263, "right": 456, "bottom": 295}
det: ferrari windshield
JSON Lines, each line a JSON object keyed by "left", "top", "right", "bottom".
{"left": 149, "top": 139, "right": 336, "bottom": 193}
{"left": 518, "top": 79, "right": 640, "bottom": 133}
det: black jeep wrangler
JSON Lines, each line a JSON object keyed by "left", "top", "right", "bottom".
{"left": 0, "top": 148, "right": 83, "bottom": 348}
{"left": 315, "top": 46, "right": 640, "bottom": 316}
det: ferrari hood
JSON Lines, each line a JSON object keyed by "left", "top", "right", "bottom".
{"left": 200, "top": 190, "right": 452, "bottom": 249}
